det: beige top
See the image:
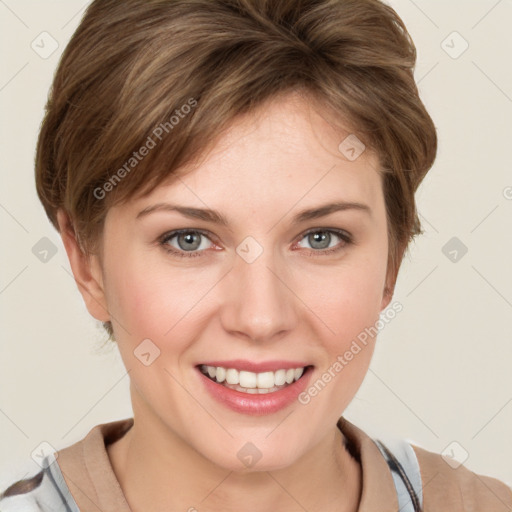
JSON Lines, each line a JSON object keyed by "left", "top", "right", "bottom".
{"left": 54, "top": 416, "right": 512, "bottom": 512}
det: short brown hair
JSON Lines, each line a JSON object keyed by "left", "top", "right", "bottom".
{"left": 35, "top": 0, "right": 437, "bottom": 339}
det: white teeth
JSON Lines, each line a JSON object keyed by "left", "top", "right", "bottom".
{"left": 239, "top": 370, "right": 257, "bottom": 388}
{"left": 216, "top": 366, "right": 226, "bottom": 383}
{"left": 274, "top": 369, "right": 286, "bottom": 386}
{"left": 200, "top": 364, "right": 308, "bottom": 391}
{"left": 257, "top": 371, "right": 275, "bottom": 389}
{"left": 225, "top": 368, "right": 239, "bottom": 385}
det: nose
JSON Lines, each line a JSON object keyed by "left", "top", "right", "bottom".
{"left": 219, "top": 246, "right": 298, "bottom": 343}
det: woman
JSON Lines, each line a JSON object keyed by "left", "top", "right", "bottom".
{"left": 1, "top": 0, "right": 511, "bottom": 510}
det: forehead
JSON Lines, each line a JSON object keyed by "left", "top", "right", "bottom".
{"left": 119, "top": 92, "right": 383, "bottom": 216}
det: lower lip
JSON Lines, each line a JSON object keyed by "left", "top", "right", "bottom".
{"left": 196, "top": 366, "right": 314, "bottom": 416}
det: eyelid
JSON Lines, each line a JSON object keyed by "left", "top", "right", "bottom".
{"left": 160, "top": 228, "right": 212, "bottom": 239}
{"left": 298, "top": 227, "right": 353, "bottom": 243}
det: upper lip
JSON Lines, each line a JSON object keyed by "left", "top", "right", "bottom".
{"left": 197, "top": 360, "right": 312, "bottom": 373}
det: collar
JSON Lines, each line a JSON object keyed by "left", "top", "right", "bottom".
{"left": 57, "top": 416, "right": 398, "bottom": 511}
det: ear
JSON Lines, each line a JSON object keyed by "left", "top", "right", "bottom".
{"left": 56, "top": 209, "right": 110, "bottom": 323}
{"left": 380, "top": 274, "right": 395, "bottom": 311}
{"left": 380, "top": 254, "right": 400, "bottom": 311}
{"left": 380, "top": 240, "right": 407, "bottom": 311}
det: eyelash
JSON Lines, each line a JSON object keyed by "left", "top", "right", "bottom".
{"left": 158, "top": 228, "right": 353, "bottom": 259}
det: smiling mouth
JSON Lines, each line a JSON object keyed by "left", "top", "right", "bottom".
{"left": 197, "top": 364, "right": 313, "bottom": 394}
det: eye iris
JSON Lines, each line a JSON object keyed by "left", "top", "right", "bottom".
{"left": 309, "top": 231, "right": 330, "bottom": 250}
{"left": 177, "top": 232, "right": 201, "bottom": 251}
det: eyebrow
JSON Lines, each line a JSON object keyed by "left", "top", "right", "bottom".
{"left": 136, "top": 201, "right": 371, "bottom": 225}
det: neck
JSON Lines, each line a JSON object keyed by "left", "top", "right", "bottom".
{"left": 107, "top": 395, "right": 361, "bottom": 512}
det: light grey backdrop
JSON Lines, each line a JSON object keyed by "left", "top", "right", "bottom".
{"left": 1, "top": 0, "right": 511, "bottom": 489}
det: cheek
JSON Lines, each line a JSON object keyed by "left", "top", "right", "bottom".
{"left": 300, "top": 252, "right": 387, "bottom": 344}
{"left": 291, "top": 257, "right": 386, "bottom": 419}
{"left": 295, "top": 244, "right": 387, "bottom": 400}
{"left": 105, "top": 261, "right": 159, "bottom": 338}
{"left": 103, "top": 252, "right": 220, "bottom": 347}
{"left": 301, "top": 263, "right": 386, "bottom": 407}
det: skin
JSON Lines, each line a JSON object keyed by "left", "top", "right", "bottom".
{"left": 58, "top": 91, "right": 397, "bottom": 512}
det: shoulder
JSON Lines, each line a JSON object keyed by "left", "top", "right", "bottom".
{"left": 0, "top": 454, "right": 79, "bottom": 512}
{"left": 0, "top": 469, "right": 44, "bottom": 512}
{"left": 0, "top": 418, "right": 132, "bottom": 512}
{"left": 412, "top": 444, "right": 512, "bottom": 511}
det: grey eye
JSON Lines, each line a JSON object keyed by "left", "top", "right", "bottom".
{"left": 176, "top": 232, "right": 203, "bottom": 251}
{"left": 307, "top": 231, "right": 332, "bottom": 250}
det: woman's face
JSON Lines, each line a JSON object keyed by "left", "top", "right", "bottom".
{"left": 92, "top": 92, "right": 393, "bottom": 470}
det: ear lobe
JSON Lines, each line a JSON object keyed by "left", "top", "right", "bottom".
{"left": 380, "top": 282, "right": 394, "bottom": 311}
{"left": 380, "top": 263, "right": 398, "bottom": 311}
{"left": 381, "top": 240, "right": 407, "bottom": 311}
{"left": 56, "top": 209, "right": 110, "bottom": 323}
